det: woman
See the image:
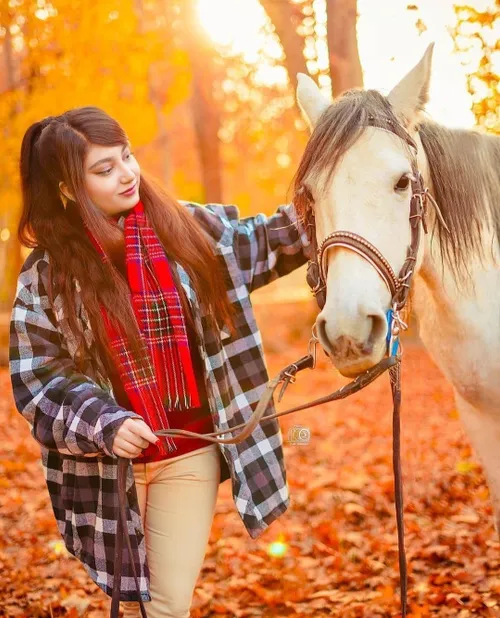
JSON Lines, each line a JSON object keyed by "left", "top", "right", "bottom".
{"left": 9, "top": 107, "right": 310, "bottom": 618}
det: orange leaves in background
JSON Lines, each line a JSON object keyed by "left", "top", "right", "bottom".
{"left": 1, "top": 305, "right": 499, "bottom": 617}
{"left": 453, "top": 2, "right": 500, "bottom": 134}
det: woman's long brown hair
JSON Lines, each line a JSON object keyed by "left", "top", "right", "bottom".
{"left": 18, "top": 107, "right": 234, "bottom": 379}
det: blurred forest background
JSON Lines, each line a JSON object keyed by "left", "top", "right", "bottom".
{"left": 0, "top": 0, "right": 499, "bottom": 357}
{"left": 0, "top": 4, "right": 500, "bottom": 614}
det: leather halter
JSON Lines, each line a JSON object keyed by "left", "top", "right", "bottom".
{"left": 301, "top": 119, "right": 442, "bottom": 618}
{"left": 305, "top": 120, "right": 429, "bottom": 315}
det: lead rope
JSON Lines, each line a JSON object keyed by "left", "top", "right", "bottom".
{"left": 110, "top": 457, "right": 148, "bottom": 618}
{"left": 387, "top": 303, "right": 409, "bottom": 616}
{"left": 390, "top": 358, "right": 407, "bottom": 617}
{"left": 110, "top": 353, "right": 407, "bottom": 618}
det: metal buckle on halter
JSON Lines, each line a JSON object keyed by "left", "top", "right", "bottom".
{"left": 277, "top": 326, "right": 319, "bottom": 402}
{"left": 308, "top": 324, "right": 319, "bottom": 370}
{"left": 409, "top": 191, "right": 428, "bottom": 233}
{"left": 278, "top": 364, "right": 298, "bottom": 402}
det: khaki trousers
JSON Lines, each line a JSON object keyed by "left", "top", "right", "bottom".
{"left": 121, "top": 444, "right": 220, "bottom": 618}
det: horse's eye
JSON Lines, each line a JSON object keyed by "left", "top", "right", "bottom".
{"left": 395, "top": 175, "right": 411, "bottom": 191}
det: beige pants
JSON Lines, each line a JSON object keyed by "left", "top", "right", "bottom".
{"left": 121, "top": 444, "right": 220, "bottom": 618}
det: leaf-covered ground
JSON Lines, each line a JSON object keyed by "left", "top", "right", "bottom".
{"left": 1, "top": 303, "right": 499, "bottom": 617}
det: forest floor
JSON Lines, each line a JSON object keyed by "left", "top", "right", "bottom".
{"left": 1, "top": 301, "right": 499, "bottom": 617}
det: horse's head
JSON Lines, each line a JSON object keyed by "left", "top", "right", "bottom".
{"left": 295, "top": 45, "right": 434, "bottom": 377}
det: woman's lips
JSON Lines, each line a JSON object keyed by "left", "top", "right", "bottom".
{"left": 120, "top": 183, "right": 137, "bottom": 196}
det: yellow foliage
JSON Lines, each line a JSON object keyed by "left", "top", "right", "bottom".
{"left": 171, "top": 169, "right": 205, "bottom": 204}
{"left": 453, "top": 4, "right": 500, "bottom": 134}
{"left": 0, "top": 0, "right": 192, "bottom": 215}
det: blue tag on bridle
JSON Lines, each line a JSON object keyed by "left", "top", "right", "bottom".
{"left": 386, "top": 309, "right": 400, "bottom": 357}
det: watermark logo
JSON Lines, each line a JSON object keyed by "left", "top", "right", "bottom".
{"left": 288, "top": 425, "right": 311, "bottom": 445}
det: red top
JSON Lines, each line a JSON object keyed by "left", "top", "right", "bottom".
{"left": 109, "top": 318, "right": 215, "bottom": 463}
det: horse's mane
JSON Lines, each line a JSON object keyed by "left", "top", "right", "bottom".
{"left": 293, "top": 88, "right": 500, "bottom": 283}
{"left": 419, "top": 122, "right": 500, "bottom": 279}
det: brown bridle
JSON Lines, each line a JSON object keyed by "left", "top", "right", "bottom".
{"left": 110, "top": 119, "right": 446, "bottom": 618}
{"left": 301, "top": 127, "right": 428, "bottom": 618}
{"left": 300, "top": 119, "right": 447, "bottom": 617}
{"left": 305, "top": 120, "right": 430, "bottom": 314}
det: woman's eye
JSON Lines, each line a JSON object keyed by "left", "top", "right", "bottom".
{"left": 395, "top": 175, "right": 410, "bottom": 191}
{"left": 96, "top": 152, "right": 133, "bottom": 175}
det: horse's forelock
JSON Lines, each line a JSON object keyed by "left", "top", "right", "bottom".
{"left": 293, "top": 88, "right": 500, "bottom": 287}
{"left": 292, "top": 89, "right": 406, "bottom": 218}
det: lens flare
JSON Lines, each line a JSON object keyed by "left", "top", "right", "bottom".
{"left": 267, "top": 535, "right": 288, "bottom": 558}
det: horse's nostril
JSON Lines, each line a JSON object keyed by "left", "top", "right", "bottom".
{"left": 316, "top": 315, "right": 329, "bottom": 348}
{"left": 367, "top": 313, "right": 387, "bottom": 346}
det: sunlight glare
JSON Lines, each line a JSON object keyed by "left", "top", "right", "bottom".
{"left": 197, "top": 0, "right": 495, "bottom": 129}
{"left": 197, "top": 0, "right": 268, "bottom": 58}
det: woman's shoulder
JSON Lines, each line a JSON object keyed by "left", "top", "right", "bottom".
{"left": 15, "top": 248, "right": 51, "bottom": 303}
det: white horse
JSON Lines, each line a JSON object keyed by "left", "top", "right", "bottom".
{"left": 294, "top": 45, "right": 500, "bottom": 535}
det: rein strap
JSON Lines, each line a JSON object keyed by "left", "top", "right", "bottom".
{"left": 110, "top": 354, "right": 398, "bottom": 618}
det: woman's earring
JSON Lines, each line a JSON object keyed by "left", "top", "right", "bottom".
{"left": 60, "top": 192, "right": 68, "bottom": 210}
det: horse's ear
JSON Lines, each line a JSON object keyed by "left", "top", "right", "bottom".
{"left": 387, "top": 43, "right": 434, "bottom": 128}
{"left": 296, "top": 73, "right": 330, "bottom": 130}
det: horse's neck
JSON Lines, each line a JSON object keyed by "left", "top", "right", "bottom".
{"left": 412, "top": 233, "right": 500, "bottom": 407}
{"left": 412, "top": 243, "right": 489, "bottom": 341}
{"left": 413, "top": 138, "right": 500, "bottom": 348}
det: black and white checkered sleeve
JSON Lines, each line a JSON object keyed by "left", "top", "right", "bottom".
{"left": 186, "top": 201, "right": 312, "bottom": 292}
{"left": 231, "top": 203, "right": 312, "bottom": 292}
{"left": 9, "top": 279, "right": 140, "bottom": 458}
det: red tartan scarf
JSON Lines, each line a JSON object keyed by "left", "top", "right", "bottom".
{"left": 85, "top": 200, "right": 200, "bottom": 456}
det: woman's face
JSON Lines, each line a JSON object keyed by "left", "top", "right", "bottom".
{"left": 83, "top": 143, "right": 141, "bottom": 216}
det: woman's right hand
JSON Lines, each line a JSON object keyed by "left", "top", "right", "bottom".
{"left": 112, "top": 418, "right": 159, "bottom": 459}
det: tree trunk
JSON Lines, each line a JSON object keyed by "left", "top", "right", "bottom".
{"left": 133, "top": 0, "right": 173, "bottom": 189}
{"left": 326, "top": 0, "right": 363, "bottom": 97}
{"left": 260, "top": 0, "right": 309, "bottom": 92}
{"left": 0, "top": 24, "right": 22, "bottom": 363}
{"left": 181, "top": 1, "right": 223, "bottom": 204}
{"left": 3, "top": 27, "right": 16, "bottom": 92}
{"left": 189, "top": 60, "right": 223, "bottom": 203}
{"left": 0, "top": 26, "right": 22, "bottom": 311}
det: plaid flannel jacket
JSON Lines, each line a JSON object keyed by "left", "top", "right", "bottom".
{"left": 9, "top": 202, "right": 311, "bottom": 602}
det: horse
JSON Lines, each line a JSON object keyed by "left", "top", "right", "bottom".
{"left": 293, "top": 44, "right": 500, "bottom": 536}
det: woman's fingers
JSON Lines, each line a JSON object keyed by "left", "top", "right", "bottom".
{"left": 114, "top": 444, "right": 141, "bottom": 459}
{"left": 130, "top": 419, "right": 159, "bottom": 446}
{"left": 112, "top": 418, "right": 159, "bottom": 458}
{"left": 123, "top": 431, "right": 149, "bottom": 448}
